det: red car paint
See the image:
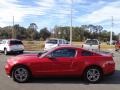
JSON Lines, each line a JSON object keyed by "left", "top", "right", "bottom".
{"left": 115, "top": 40, "right": 120, "bottom": 51}
{"left": 5, "top": 46, "right": 115, "bottom": 78}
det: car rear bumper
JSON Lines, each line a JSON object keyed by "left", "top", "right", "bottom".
{"left": 103, "top": 62, "right": 115, "bottom": 76}
{"left": 8, "top": 50, "right": 24, "bottom": 53}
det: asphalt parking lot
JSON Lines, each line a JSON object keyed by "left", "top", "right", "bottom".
{"left": 0, "top": 50, "right": 120, "bottom": 90}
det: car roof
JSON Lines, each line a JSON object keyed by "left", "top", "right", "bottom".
{"left": 2, "top": 39, "right": 21, "bottom": 41}
{"left": 86, "top": 39, "right": 99, "bottom": 40}
{"left": 54, "top": 45, "right": 83, "bottom": 50}
{"left": 52, "top": 46, "right": 97, "bottom": 54}
{"left": 47, "top": 38, "right": 66, "bottom": 41}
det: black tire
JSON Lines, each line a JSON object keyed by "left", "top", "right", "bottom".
{"left": 19, "top": 51, "right": 24, "bottom": 54}
{"left": 115, "top": 49, "right": 118, "bottom": 51}
{"left": 84, "top": 67, "right": 102, "bottom": 83}
{"left": 4, "top": 48, "right": 8, "bottom": 55}
{"left": 12, "top": 66, "right": 30, "bottom": 83}
{"left": 115, "top": 48, "right": 119, "bottom": 52}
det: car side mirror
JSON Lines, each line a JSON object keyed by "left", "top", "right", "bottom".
{"left": 37, "top": 52, "right": 43, "bottom": 57}
{"left": 46, "top": 54, "right": 55, "bottom": 59}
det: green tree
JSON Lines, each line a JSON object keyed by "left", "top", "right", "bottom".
{"left": 27, "top": 23, "right": 38, "bottom": 40}
{"left": 39, "top": 27, "right": 51, "bottom": 40}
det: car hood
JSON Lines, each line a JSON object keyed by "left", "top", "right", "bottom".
{"left": 16, "top": 54, "right": 38, "bottom": 58}
{"left": 8, "top": 54, "right": 39, "bottom": 63}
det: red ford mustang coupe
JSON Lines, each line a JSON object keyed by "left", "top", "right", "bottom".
{"left": 5, "top": 46, "right": 115, "bottom": 83}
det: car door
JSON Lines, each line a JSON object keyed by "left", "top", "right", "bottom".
{"left": 35, "top": 48, "right": 76, "bottom": 76}
{"left": 50, "top": 48, "right": 76, "bottom": 75}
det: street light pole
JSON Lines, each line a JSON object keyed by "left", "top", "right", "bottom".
{"left": 110, "top": 16, "right": 113, "bottom": 45}
{"left": 12, "top": 16, "right": 14, "bottom": 39}
{"left": 119, "top": 33, "right": 120, "bottom": 40}
{"left": 70, "top": 0, "right": 73, "bottom": 45}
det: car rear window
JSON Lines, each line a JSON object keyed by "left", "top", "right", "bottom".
{"left": 46, "top": 39, "right": 57, "bottom": 44}
{"left": 10, "top": 40, "right": 23, "bottom": 45}
{"left": 85, "top": 40, "right": 98, "bottom": 45}
{"left": 81, "top": 51, "right": 93, "bottom": 56}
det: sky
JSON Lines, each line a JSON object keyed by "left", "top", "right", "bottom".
{"left": 0, "top": 0, "right": 120, "bottom": 34}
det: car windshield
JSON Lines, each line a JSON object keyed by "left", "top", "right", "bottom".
{"left": 38, "top": 51, "right": 48, "bottom": 56}
{"left": 85, "top": 40, "right": 98, "bottom": 45}
{"left": 46, "top": 39, "right": 57, "bottom": 44}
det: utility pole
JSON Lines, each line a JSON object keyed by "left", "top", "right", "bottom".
{"left": 70, "top": 0, "right": 73, "bottom": 45}
{"left": 119, "top": 33, "right": 120, "bottom": 40}
{"left": 12, "top": 16, "right": 15, "bottom": 39}
{"left": 110, "top": 16, "right": 113, "bottom": 45}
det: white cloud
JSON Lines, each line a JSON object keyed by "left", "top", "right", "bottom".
{"left": 0, "top": 0, "right": 120, "bottom": 34}
{"left": 0, "top": 0, "right": 55, "bottom": 27}
{"left": 76, "top": 1, "right": 120, "bottom": 24}
{"left": 58, "top": 0, "right": 86, "bottom": 4}
{"left": 79, "top": 7, "right": 120, "bottom": 24}
{"left": 75, "top": 1, "right": 120, "bottom": 33}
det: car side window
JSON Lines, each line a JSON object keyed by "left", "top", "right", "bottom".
{"left": 81, "top": 50, "right": 93, "bottom": 56}
{"left": 59, "top": 40, "right": 62, "bottom": 44}
{"left": 51, "top": 48, "right": 76, "bottom": 57}
{"left": 63, "top": 40, "right": 66, "bottom": 44}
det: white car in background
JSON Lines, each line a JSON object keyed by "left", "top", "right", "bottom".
{"left": 82, "top": 39, "right": 100, "bottom": 51}
{"left": 0, "top": 39, "right": 24, "bottom": 55}
{"left": 44, "top": 38, "right": 70, "bottom": 51}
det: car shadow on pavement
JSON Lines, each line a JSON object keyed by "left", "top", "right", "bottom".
{"left": 101, "top": 70, "right": 120, "bottom": 84}
{"left": 27, "top": 70, "right": 120, "bottom": 84}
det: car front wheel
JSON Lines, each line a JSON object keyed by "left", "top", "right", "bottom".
{"left": 12, "top": 66, "right": 30, "bottom": 83}
{"left": 84, "top": 67, "right": 102, "bottom": 83}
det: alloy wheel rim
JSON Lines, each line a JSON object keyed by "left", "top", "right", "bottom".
{"left": 87, "top": 69, "right": 100, "bottom": 82}
{"left": 14, "top": 68, "right": 28, "bottom": 82}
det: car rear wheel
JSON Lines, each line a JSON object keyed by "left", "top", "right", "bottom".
{"left": 19, "top": 50, "right": 24, "bottom": 54}
{"left": 84, "top": 67, "right": 102, "bottom": 83}
{"left": 12, "top": 66, "right": 30, "bottom": 83}
{"left": 115, "top": 48, "right": 119, "bottom": 51}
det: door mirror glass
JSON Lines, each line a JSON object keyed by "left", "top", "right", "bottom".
{"left": 46, "top": 54, "right": 55, "bottom": 59}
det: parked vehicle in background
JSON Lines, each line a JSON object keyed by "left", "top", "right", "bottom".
{"left": 106, "top": 40, "right": 116, "bottom": 45}
{"left": 0, "top": 39, "right": 24, "bottom": 55}
{"left": 44, "top": 38, "right": 70, "bottom": 51}
{"left": 115, "top": 40, "right": 120, "bottom": 51}
{"left": 82, "top": 39, "right": 100, "bottom": 51}
{"left": 5, "top": 46, "right": 115, "bottom": 83}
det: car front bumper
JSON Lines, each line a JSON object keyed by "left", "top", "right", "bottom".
{"left": 5, "top": 63, "right": 12, "bottom": 76}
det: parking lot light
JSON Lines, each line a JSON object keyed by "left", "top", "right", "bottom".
{"left": 70, "top": 0, "right": 73, "bottom": 45}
